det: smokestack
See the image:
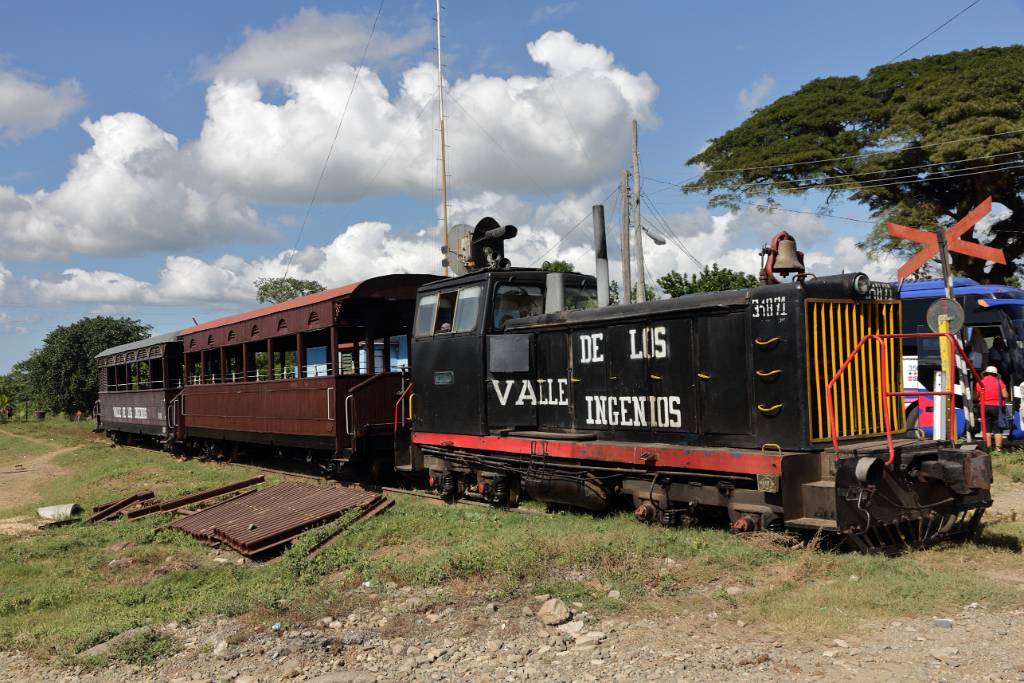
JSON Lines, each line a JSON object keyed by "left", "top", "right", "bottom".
{"left": 592, "top": 205, "right": 610, "bottom": 307}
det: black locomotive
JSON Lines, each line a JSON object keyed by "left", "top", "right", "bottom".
{"left": 405, "top": 220, "right": 993, "bottom": 553}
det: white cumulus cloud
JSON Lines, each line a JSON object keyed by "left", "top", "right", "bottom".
{"left": 738, "top": 74, "right": 775, "bottom": 113}
{"left": 198, "top": 9, "right": 432, "bottom": 82}
{"left": 196, "top": 28, "right": 658, "bottom": 202}
{"left": 0, "top": 70, "right": 84, "bottom": 140}
{"left": 0, "top": 112, "right": 270, "bottom": 260}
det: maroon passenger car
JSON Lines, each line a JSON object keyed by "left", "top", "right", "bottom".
{"left": 174, "top": 274, "right": 439, "bottom": 471}
{"left": 96, "top": 331, "right": 184, "bottom": 442}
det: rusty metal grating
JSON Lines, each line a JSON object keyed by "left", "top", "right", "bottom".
{"left": 166, "top": 482, "right": 385, "bottom": 556}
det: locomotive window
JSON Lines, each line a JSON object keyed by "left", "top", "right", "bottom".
{"left": 452, "top": 286, "right": 483, "bottom": 333}
{"left": 565, "top": 283, "right": 599, "bottom": 311}
{"left": 493, "top": 284, "right": 544, "bottom": 328}
{"left": 414, "top": 294, "right": 438, "bottom": 337}
{"left": 434, "top": 291, "right": 458, "bottom": 333}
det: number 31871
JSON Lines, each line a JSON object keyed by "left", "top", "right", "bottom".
{"left": 752, "top": 296, "right": 787, "bottom": 319}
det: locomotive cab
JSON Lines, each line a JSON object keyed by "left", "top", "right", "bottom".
{"left": 410, "top": 268, "right": 597, "bottom": 437}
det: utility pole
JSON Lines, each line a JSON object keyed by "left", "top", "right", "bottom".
{"left": 620, "top": 170, "right": 631, "bottom": 305}
{"left": 435, "top": 0, "right": 450, "bottom": 276}
{"left": 631, "top": 120, "right": 646, "bottom": 303}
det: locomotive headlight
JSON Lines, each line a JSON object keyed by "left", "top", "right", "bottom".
{"left": 852, "top": 273, "right": 871, "bottom": 297}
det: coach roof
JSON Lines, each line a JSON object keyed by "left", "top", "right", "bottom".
{"left": 180, "top": 273, "right": 442, "bottom": 336}
{"left": 96, "top": 331, "right": 183, "bottom": 359}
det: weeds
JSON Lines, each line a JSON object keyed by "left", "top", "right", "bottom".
{"left": 1, "top": 420, "right": 1024, "bottom": 655}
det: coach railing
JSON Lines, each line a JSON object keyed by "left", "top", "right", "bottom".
{"left": 826, "top": 332, "right": 987, "bottom": 465}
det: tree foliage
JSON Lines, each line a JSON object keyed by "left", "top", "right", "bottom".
{"left": 685, "top": 46, "right": 1024, "bottom": 281}
{"left": 658, "top": 264, "right": 758, "bottom": 297}
{"left": 541, "top": 260, "right": 576, "bottom": 273}
{"left": 254, "top": 277, "right": 326, "bottom": 304}
{"left": 22, "top": 316, "right": 151, "bottom": 416}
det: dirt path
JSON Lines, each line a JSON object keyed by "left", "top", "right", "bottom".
{"left": 0, "top": 428, "right": 82, "bottom": 523}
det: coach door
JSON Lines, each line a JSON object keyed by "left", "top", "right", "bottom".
{"left": 697, "top": 312, "right": 752, "bottom": 435}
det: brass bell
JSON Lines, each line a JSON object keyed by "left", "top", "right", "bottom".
{"left": 773, "top": 237, "right": 805, "bottom": 275}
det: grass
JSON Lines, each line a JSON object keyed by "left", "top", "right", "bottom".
{"left": 1, "top": 417, "right": 1023, "bottom": 659}
{"left": 993, "top": 448, "right": 1024, "bottom": 483}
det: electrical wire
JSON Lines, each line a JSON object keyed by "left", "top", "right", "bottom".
{"left": 660, "top": 127, "right": 1024, "bottom": 188}
{"left": 886, "top": 0, "right": 983, "bottom": 64}
{"left": 648, "top": 157, "right": 1024, "bottom": 199}
{"left": 639, "top": 192, "right": 704, "bottom": 270}
{"left": 445, "top": 92, "right": 622, "bottom": 268}
{"left": 530, "top": 185, "right": 621, "bottom": 267}
{"left": 282, "top": 0, "right": 386, "bottom": 279}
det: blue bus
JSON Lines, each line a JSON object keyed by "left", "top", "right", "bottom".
{"left": 899, "top": 277, "right": 1024, "bottom": 438}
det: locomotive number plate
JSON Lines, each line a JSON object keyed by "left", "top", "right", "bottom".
{"left": 751, "top": 296, "right": 787, "bottom": 320}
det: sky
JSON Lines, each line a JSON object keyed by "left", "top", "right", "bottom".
{"left": 1, "top": 0, "right": 1022, "bottom": 371}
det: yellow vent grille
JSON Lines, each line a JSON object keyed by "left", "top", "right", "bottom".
{"left": 806, "top": 300, "right": 905, "bottom": 442}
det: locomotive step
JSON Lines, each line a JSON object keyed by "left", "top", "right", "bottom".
{"left": 785, "top": 516, "right": 839, "bottom": 531}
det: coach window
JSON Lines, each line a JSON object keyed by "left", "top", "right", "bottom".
{"left": 224, "top": 345, "right": 243, "bottom": 382}
{"left": 452, "top": 285, "right": 483, "bottom": 333}
{"left": 151, "top": 358, "right": 164, "bottom": 388}
{"left": 137, "top": 361, "right": 151, "bottom": 389}
{"left": 493, "top": 283, "right": 544, "bottom": 329}
{"left": 302, "top": 329, "right": 330, "bottom": 377}
{"left": 414, "top": 293, "right": 438, "bottom": 337}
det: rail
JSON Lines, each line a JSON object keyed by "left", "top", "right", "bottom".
{"left": 826, "top": 332, "right": 987, "bottom": 465}
{"left": 394, "top": 382, "right": 413, "bottom": 433}
{"left": 345, "top": 372, "right": 404, "bottom": 438}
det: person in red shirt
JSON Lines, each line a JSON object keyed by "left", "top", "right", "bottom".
{"left": 976, "top": 365, "right": 1010, "bottom": 449}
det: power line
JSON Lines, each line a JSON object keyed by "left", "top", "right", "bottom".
{"left": 679, "top": 127, "right": 1024, "bottom": 180}
{"left": 886, "top": 0, "right": 983, "bottom": 64}
{"left": 723, "top": 157, "right": 1024, "bottom": 194}
{"left": 530, "top": 185, "right": 620, "bottom": 267}
{"left": 282, "top": 0, "right": 386, "bottom": 279}
{"left": 445, "top": 92, "right": 620, "bottom": 263}
{"left": 639, "top": 193, "right": 704, "bottom": 270}
{"left": 650, "top": 156, "right": 1024, "bottom": 198}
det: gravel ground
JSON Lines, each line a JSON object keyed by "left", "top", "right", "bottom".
{"left": 2, "top": 586, "right": 1023, "bottom": 683}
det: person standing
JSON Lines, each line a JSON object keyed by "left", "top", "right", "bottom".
{"left": 976, "top": 365, "right": 1010, "bottom": 449}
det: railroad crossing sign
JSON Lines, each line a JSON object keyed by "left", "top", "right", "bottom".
{"left": 925, "top": 297, "right": 965, "bottom": 334}
{"left": 886, "top": 196, "right": 1006, "bottom": 282}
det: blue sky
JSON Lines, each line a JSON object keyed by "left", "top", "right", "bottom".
{"left": 1, "top": 0, "right": 1022, "bottom": 371}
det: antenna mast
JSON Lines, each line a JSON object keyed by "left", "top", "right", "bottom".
{"left": 435, "top": 0, "right": 450, "bottom": 276}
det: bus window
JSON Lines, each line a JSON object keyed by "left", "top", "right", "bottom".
{"left": 493, "top": 284, "right": 544, "bottom": 328}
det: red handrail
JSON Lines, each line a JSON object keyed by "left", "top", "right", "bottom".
{"left": 825, "top": 332, "right": 987, "bottom": 465}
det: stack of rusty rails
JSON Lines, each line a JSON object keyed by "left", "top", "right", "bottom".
{"left": 87, "top": 491, "right": 155, "bottom": 523}
{"left": 123, "top": 476, "right": 265, "bottom": 520}
{"left": 165, "top": 482, "right": 387, "bottom": 557}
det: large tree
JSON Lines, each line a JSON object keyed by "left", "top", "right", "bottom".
{"left": 658, "top": 264, "right": 758, "bottom": 297}
{"left": 254, "top": 277, "right": 326, "bottom": 304}
{"left": 23, "top": 316, "right": 150, "bottom": 416}
{"left": 685, "top": 46, "right": 1024, "bottom": 281}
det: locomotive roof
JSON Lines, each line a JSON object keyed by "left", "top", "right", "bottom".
{"left": 180, "top": 273, "right": 441, "bottom": 335}
{"left": 96, "top": 330, "right": 183, "bottom": 358}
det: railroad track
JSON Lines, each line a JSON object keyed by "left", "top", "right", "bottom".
{"left": 116, "top": 442, "right": 540, "bottom": 515}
